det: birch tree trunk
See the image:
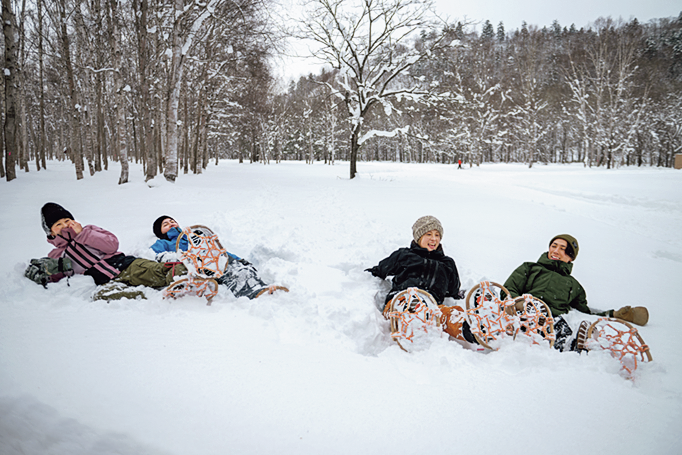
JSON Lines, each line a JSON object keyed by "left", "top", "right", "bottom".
{"left": 164, "top": 0, "right": 184, "bottom": 182}
{"left": 17, "top": 0, "right": 28, "bottom": 173}
{"left": 3, "top": 0, "right": 18, "bottom": 181}
{"left": 58, "top": 0, "right": 84, "bottom": 180}
{"left": 109, "top": 0, "right": 129, "bottom": 184}
{"left": 134, "top": 0, "right": 156, "bottom": 181}
{"left": 37, "top": 0, "right": 47, "bottom": 170}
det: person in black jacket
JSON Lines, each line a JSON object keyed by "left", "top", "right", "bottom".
{"left": 366, "top": 216, "right": 462, "bottom": 310}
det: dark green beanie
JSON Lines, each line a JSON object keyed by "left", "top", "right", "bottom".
{"left": 550, "top": 234, "right": 579, "bottom": 260}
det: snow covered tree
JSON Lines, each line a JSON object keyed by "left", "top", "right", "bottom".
{"left": 3, "top": 0, "right": 19, "bottom": 181}
{"left": 108, "top": 0, "right": 129, "bottom": 184}
{"left": 481, "top": 20, "right": 494, "bottom": 41}
{"left": 508, "top": 24, "right": 548, "bottom": 167}
{"left": 296, "top": 0, "right": 446, "bottom": 178}
{"left": 496, "top": 21, "right": 505, "bottom": 43}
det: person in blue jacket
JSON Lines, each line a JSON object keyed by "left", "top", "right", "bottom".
{"left": 151, "top": 216, "right": 281, "bottom": 299}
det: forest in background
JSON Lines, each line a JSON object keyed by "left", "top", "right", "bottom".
{"left": 2, "top": 0, "right": 681, "bottom": 183}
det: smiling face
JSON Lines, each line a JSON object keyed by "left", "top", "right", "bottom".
{"left": 418, "top": 229, "right": 441, "bottom": 252}
{"left": 50, "top": 218, "right": 73, "bottom": 237}
{"left": 160, "top": 218, "right": 179, "bottom": 235}
{"left": 548, "top": 238, "right": 572, "bottom": 263}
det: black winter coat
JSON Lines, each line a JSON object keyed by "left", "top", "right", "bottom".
{"left": 366, "top": 241, "right": 461, "bottom": 307}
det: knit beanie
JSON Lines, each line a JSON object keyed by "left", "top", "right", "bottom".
{"left": 153, "top": 215, "right": 174, "bottom": 240}
{"left": 550, "top": 234, "right": 579, "bottom": 260}
{"left": 412, "top": 216, "right": 444, "bottom": 243}
{"left": 41, "top": 202, "right": 74, "bottom": 235}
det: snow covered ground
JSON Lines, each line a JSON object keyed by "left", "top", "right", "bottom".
{"left": 1, "top": 159, "right": 681, "bottom": 455}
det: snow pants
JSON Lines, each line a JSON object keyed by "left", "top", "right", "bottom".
{"left": 216, "top": 260, "right": 269, "bottom": 299}
{"left": 553, "top": 316, "right": 578, "bottom": 352}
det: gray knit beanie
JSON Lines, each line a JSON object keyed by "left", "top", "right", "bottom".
{"left": 412, "top": 216, "right": 444, "bottom": 243}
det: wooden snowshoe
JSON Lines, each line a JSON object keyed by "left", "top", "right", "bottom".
{"left": 383, "top": 287, "right": 443, "bottom": 352}
{"left": 176, "top": 225, "right": 230, "bottom": 279}
{"left": 465, "top": 281, "right": 514, "bottom": 349}
{"left": 163, "top": 276, "right": 219, "bottom": 304}
{"left": 506, "top": 294, "right": 555, "bottom": 347}
{"left": 465, "top": 281, "right": 555, "bottom": 349}
{"left": 254, "top": 286, "right": 290, "bottom": 298}
{"left": 575, "top": 317, "right": 652, "bottom": 376}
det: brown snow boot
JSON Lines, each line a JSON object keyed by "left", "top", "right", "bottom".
{"left": 440, "top": 305, "right": 466, "bottom": 340}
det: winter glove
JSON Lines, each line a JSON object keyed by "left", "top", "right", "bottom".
{"left": 457, "top": 289, "right": 467, "bottom": 300}
{"left": 24, "top": 257, "right": 73, "bottom": 287}
{"left": 365, "top": 266, "right": 380, "bottom": 277}
{"left": 613, "top": 306, "right": 649, "bottom": 326}
{"left": 25, "top": 262, "right": 49, "bottom": 287}
{"left": 156, "top": 251, "right": 181, "bottom": 263}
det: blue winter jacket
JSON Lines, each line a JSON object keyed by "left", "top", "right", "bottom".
{"left": 151, "top": 227, "right": 241, "bottom": 261}
{"left": 150, "top": 227, "right": 188, "bottom": 254}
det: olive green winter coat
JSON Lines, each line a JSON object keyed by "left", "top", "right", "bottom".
{"left": 502, "top": 253, "right": 591, "bottom": 317}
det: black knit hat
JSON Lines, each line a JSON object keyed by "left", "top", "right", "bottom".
{"left": 550, "top": 234, "right": 579, "bottom": 260}
{"left": 153, "top": 215, "right": 174, "bottom": 240}
{"left": 41, "top": 203, "right": 74, "bottom": 235}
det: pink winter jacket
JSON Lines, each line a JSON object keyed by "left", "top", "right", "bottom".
{"left": 47, "top": 225, "right": 123, "bottom": 283}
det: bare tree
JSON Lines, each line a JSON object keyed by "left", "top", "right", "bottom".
{"left": 163, "top": 0, "right": 218, "bottom": 182}
{"left": 55, "top": 0, "right": 85, "bottom": 179}
{"left": 297, "top": 0, "right": 445, "bottom": 178}
{"left": 36, "top": 0, "right": 47, "bottom": 171}
{"left": 108, "top": 0, "right": 129, "bottom": 184}
{"left": 133, "top": 0, "right": 156, "bottom": 180}
{"left": 3, "top": 0, "right": 18, "bottom": 181}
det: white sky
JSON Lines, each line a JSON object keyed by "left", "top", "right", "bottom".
{"left": 275, "top": 0, "right": 681, "bottom": 82}
{"left": 433, "top": 0, "right": 681, "bottom": 32}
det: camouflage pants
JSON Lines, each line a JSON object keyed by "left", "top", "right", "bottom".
{"left": 116, "top": 258, "right": 187, "bottom": 288}
{"left": 217, "top": 260, "right": 269, "bottom": 299}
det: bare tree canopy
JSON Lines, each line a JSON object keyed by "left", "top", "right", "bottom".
{"left": 294, "top": 0, "right": 448, "bottom": 178}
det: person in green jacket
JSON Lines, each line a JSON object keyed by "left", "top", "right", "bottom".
{"left": 503, "top": 234, "right": 648, "bottom": 351}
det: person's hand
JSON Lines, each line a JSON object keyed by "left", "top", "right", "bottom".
{"left": 67, "top": 220, "right": 83, "bottom": 235}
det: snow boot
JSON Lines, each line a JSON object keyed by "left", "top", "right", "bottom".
{"left": 93, "top": 281, "right": 146, "bottom": 302}
{"left": 613, "top": 306, "right": 649, "bottom": 326}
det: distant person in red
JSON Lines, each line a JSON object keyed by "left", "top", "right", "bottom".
{"left": 457, "top": 159, "right": 462, "bottom": 169}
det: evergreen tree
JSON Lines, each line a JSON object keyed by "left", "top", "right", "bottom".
{"left": 497, "top": 22, "right": 506, "bottom": 42}
{"left": 482, "top": 20, "right": 494, "bottom": 40}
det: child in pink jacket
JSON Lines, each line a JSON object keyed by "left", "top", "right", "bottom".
{"left": 31, "top": 203, "right": 182, "bottom": 290}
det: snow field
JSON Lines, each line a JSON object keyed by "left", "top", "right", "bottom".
{"left": 1, "top": 160, "right": 681, "bottom": 454}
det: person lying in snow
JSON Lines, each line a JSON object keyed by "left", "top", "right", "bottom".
{"left": 150, "top": 215, "right": 280, "bottom": 299}
{"left": 25, "top": 203, "right": 186, "bottom": 298}
{"left": 502, "top": 234, "right": 649, "bottom": 351}
{"left": 365, "top": 215, "right": 464, "bottom": 308}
